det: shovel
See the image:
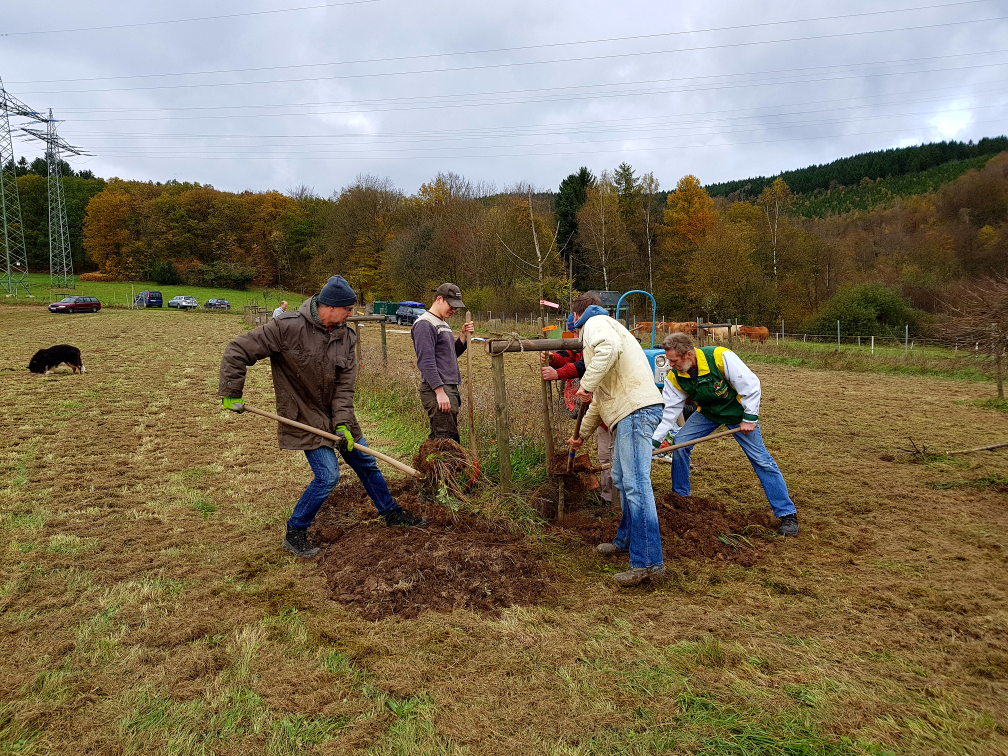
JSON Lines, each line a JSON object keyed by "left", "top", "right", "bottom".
{"left": 567, "top": 400, "right": 589, "bottom": 473}
{"left": 597, "top": 427, "right": 743, "bottom": 471}
{"left": 241, "top": 404, "right": 424, "bottom": 479}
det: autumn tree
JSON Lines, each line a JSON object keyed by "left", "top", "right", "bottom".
{"left": 757, "top": 177, "right": 793, "bottom": 285}
{"left": 658, "top": 175, "right": 714, "bottom": 313}
{"left": 577, "top": 171, "right": 632, "bottom": 291}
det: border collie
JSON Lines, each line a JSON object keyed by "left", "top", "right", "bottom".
{"left": 28, "top": 345, "right": 85, "bottom": 374}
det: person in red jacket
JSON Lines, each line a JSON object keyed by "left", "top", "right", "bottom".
{"left": 541, "top": 315, "right": 614, "bottom": 502}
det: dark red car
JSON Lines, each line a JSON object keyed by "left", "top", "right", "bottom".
{"left": 48, "top": 296, "right": 101, "bottom": 314}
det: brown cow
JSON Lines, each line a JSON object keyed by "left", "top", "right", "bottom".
{"left": 739, "top": 325, "right": 770, "bottom": 343}
{"left": 665, "top": 321, "right": 698, "bottom": 334}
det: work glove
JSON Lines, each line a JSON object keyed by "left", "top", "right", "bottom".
{"left": 335, "top": 425, "right": 354, "bottom": 453}
{"left": 222, "top": 396, "right": 245, "bottom": 413}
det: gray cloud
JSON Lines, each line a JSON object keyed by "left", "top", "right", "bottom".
{"left": 2, "top": 0, "right": 1006, "bottom": 195}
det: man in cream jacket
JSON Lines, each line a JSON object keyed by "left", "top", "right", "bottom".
{"left": 565, "top": 292, "right": 666, "bottom": 587}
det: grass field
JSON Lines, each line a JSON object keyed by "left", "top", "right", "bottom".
{"left": 1, "top": 306, "right": 1006, "bottom": 755}
{"left": 7, "top": 273, "right": 307, "bottom": 311}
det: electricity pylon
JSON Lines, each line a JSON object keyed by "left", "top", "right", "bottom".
{"left": 0, "top": 76, "right": 43, "bottom": 297}
{"left": 23, "top": 112, "right": 86, "bottom": 290}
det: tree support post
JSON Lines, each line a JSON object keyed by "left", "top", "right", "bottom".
{"left": 380, "top": 320, "right": 387, "bottom": 363}
{"left": 354, "top": 322, "right": 362, "bottom": 367}
{"left": 491, "top": 351, "right": 512, "bottom": 492}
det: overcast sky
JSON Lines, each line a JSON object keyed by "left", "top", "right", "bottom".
{"left": 2, "top": 0, "right": 1006, "bottom": 196}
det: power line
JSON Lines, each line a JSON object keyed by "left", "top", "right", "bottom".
{"left": 5, "top": 0, "right": 992, "bottom": 84}
{"left": 91, "top": 117, "right": 1008, "bottom": 161}
{"left": 52, "top": 60, "right": 1008, "bottom": 128}
{"left": 0, "top": 0, "right": 380, "bottom": 38}
{"left": 65, "top": 86, "right": 1008, "bottom": 144}
{"left": 15, "top": 14, "right": 1008, "bottom": 95}
{"left": 87, "top": 106, "right": 1008, "bottom": 156}
{"left": 51, "top": 48, "right": 1008, "bottom": 120}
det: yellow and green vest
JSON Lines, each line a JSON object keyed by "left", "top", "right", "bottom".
{"left": 666, "top": 346, "right": 757, "bottom": 425}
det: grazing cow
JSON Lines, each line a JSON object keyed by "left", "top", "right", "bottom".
{"left": 710, "top": 326, "right": 731, "bottom": 341}
{"left": 666, "top": 321, "right": 698, "bottom": 334}
{"left": 739, "top": 325, "right": 770, "bottom": 343}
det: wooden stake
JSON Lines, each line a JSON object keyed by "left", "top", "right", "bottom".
{"left": 539, "top": 353, "right": 555, "bottom": 465}
{"left": 465, "top": 312, "right": 478, "bottom": 462}
{"left": 491, "top": 351, "right": 512, "bottom": 492}
{"left": 946, "top": 441, "right": 1008, "bottom": 456}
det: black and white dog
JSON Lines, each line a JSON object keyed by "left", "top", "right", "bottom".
{"left": 28, "top": 345, "right": 85, "bottom": 374}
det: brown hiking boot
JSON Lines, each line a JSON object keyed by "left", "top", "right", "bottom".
{"left": 596, "top": 543, "right": 625, "bottom": 557}
{"left": 615, "top": 565, "right": 665, "bottom": 588}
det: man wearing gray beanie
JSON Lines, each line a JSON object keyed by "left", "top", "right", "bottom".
{"left": 219, "top": 275, "right": 425, "bottom": 559}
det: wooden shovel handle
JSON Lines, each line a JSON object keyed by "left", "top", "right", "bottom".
{"left": 568, "top": 400, "right": 589, "bottom": 473}
{"left": 597, "top": 426, "right": 743, "bottom": 471}
{"left": 242, "top": 405, "right": 424, "bottom": 479}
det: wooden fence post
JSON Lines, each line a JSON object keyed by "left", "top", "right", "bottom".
{"left": 491, "top": 351, "right": 512, "bottom": 492}
{"left": 380, "top": 320, "right": 387, "bottom": 363}
{"left": 354, "top": 322, "right": 362, "bottom": 367}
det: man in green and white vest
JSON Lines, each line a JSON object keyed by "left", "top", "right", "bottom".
{"left": 655, "top": 332, "right": 799, "bottom": 536}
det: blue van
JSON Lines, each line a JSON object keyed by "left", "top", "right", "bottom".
{"left": 134, "top": 290, "right": 163, "bottom": 308}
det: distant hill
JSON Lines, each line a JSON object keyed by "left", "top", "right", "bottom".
{"left": 792, "top": 153, "right": 999, "bottom": 218}
{"left": 706, "top": 137, "right": 1008, "bottom": 200}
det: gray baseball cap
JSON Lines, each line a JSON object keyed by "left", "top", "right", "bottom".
{"left": 434, "top": 283, "right": 465, "bottom": 308}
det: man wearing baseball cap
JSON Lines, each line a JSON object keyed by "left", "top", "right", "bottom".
{"left": 410, "top": 283, "right": 475, "bottom": 443}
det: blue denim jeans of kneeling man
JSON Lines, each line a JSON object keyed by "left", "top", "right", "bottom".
{"left": 288, "top": 437, "right": 397, "bottom": 531}
{"left": 610, "top": 403, "right": 665, "bottom": 569}
{"left": 670, "top": 412, "right": 796, "bottom": 519}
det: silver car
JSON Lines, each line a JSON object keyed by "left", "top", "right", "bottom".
{"left": 168, "top": 295, "right": 199, "bottom": 310}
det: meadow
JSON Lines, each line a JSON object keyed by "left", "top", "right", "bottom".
{"left": 8, "top": 274, "right": 307, "bottom": 311}
{"left": 1, "top": 305, "right": 1006, "bottom": 755}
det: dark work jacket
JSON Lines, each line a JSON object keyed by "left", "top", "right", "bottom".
{"left": 218, "top": 298, "right": 361, "bottom": 450}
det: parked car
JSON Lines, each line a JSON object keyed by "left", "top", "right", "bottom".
{"left": 395, "top": 302, "right": 426, "bottom": 326}
{"left": 134, "top": 290, "right": 163, "bottom": 308}
{"left": 168, "top": 295, "right": 199, "bottom": 310}
{"left": 48, "top": 296, "right": 101, "bottom": 314}
{"left": 204, "top": 298, "right": 231, "bottom": 310}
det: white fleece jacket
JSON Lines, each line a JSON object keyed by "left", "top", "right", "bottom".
{"left": 652, "top": 349, "right": 762, "bottom": 442}
{"left": 578, "top": 315, "right": 663, "bottom": 439}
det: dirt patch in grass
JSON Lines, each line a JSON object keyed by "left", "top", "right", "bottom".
{"left": 312, "top": 480, "right": 552, "bottom": 620}
{"left": 552, "top": 492, "right": 773, "bottom": 566}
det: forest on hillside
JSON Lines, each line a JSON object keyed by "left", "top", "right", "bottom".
{"left": 11, "top": 142, "right": 1008, "bottom": 333}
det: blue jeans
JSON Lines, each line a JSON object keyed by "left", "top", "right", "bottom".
{"left": 610, "top": 404, "right": 664, "bottom": 569}
{"left": 671, "top": 413, "right": 796, "bottom": 518}
{"left": 288, "top": 437, "right": 397, "bottom": 530}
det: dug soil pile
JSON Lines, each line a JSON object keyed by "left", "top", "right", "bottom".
{"left": 553, "top": 491, "right": 773, "bottom": 567}
{"left": 312, "top": 480, "right": 550, "bottom": 620}
{"left": 530, "top": 452, "right": 598, "bottom": 518}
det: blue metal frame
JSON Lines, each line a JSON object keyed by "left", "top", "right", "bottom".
{"left": 615, "top": 290, "right": 657, "bottom": 348}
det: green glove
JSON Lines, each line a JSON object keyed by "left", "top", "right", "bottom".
{"left": 652, "top": 437, "right": 662, "bottom": 449}
{"left": 222, "top": 396, "right": 245, "bottom": 413}
{"left": 336, "top": 425, "right": 354, "bottom": 452}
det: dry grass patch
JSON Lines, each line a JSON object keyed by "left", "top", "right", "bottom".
{"left": 0, "top": 306, "right": 1006, "bottom": 754}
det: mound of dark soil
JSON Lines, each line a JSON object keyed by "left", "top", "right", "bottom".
{"left": 553, "top": 492, "right": 773, "bottom": 567}
{"left": 312, "top": 480, "right": 550, "bottom": 620}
